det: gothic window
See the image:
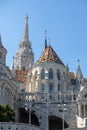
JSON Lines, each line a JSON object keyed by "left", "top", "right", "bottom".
{"left": 41, "top": 69, "right": 45, "bottom": 79}
{"left": 49, "top": 68, "right": 53, "bottom": 79}
{"left": 49, "top": 83, "right": 53, "bottom": 93}
{"left": 63, "top": 71, "right": 65, "bottom": 79}
{"left": 57, "top": 69, "right": 60, "bottom": 80}
{"left": 49, "top": 95, "right": 52, "bottom": 100}
{"left": 58, "top": 95, "right": 61, "bottom": 100}
{"left": 35, "top": 71, "right": 38, "bottom": 79}
{"left": 41, "top": 84, "right": 45, "bottom": 92}
{"left": 58, "top": 84, "right": 61, "bottom": 92}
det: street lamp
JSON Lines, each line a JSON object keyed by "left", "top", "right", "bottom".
{"left": 25, "top": 100, "right": 32, "bottom": 124}
{"left": 58, "top": 100, "right": 67, "bottom": 130}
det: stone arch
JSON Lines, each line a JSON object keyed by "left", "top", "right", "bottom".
{"left": 19, "top": 108, "right": 39, "bottom": 126}
{"left": 49, "top": 115, "right": 69, "bottom": 130}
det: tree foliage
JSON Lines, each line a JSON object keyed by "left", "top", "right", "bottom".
{"left": 0, "top": 104, "right": 15, "bottom": 122}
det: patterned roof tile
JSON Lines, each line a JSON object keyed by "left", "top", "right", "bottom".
{"left": 15, "top": 70, "right": 28, "bottom": 83}
{"left": 36, "top": 45, "right": 64, "bottom": 66}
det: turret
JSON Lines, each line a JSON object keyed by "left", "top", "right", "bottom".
{"left": 0, "top": 34, "right": 7, "bottom": 65}
{"left": 76, "top": 60, "right": 84, "bottom": 89}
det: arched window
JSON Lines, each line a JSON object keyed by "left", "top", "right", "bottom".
{"left": 35, "top": 71, "right": 38, "bottom": 79}
{"left": 57, "top": 69, "right": 60, "bottom": 80}
{"left": 49, "top": 68, "right": 53, "bottom": 79}
{"left": 63, "top": 71, "right": 65, "bottom": 77}
{"left": 49, "top": 83, "right": 53, "bottom": 93}
{"left": 41, "top": 69, "right": 45, "bottom": 79}
{"left": 58, "top": 84, "right": 61, "bottom": 92}
{"left": 41, "top": 84, "right": 45, "bottom": 92}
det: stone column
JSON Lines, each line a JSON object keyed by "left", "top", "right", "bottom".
{"left": 71, "top": 92, "right": 73, "bottom": 102}
{"left": 78, "top": 104, "right": 81, "bottom": 117}
{"left": 83, "top": 104, "right": 86, "bottom": 117}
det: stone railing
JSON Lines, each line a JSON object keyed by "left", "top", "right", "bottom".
{"left": 17, "top": 92, "right": 77, "bottom": 103}
{"left": 0, "top": 122, "right": 43, "bottom": 130}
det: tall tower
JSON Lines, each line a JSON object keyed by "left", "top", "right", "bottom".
{"left": 15, "top": 16, "right": 34, "bottom": 71}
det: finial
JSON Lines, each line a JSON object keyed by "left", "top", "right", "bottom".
{"left": 78, "top": 59, "right": 80, "bottom": 63}
{"left": 44, "top": 30, "right": 47, "bottom": 49}
{"left": 78, "top": 59, "right": 80, "bottom": 66}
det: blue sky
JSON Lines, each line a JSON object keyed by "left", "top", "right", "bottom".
{"left": 0, "top": 0, "right": 87, "bottom": 77}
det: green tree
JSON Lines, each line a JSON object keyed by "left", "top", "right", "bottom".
{"left": 0, "top": 104, "right": 15, "bottom": 122}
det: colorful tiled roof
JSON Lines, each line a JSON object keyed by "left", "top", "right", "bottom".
{"left": 36, "top": 45, "right": 64, "bottom": 66}
{"left": 15, "top": 70, "right": 28, "bottom": 83}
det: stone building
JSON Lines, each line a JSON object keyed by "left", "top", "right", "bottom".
{"left": 13, "top": 16, "right": 87, "bottom": 130}
{"left": 0, "top": 34, "right": 18, "bottom": 108}
{"left": 1, "top": 16, "right": 87, "bottom": 130}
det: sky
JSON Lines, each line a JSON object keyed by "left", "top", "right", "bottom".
{"left": 0, "top": 0, "right": 87, "bottom": 77}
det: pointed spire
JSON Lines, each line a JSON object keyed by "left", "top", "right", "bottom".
{"left": 66, "top": 63, "right": 69, "bottom": 72}
{"left": 44, "top": 30, "right": 47, "bottom": 49}
{"left": 23, "top": 15, "right": 29, "bottom": 42}
{"left": 77, "top": 59, "right": 83, "bottom": 78}
{"left": 0, "top": 34, "right": 3, "bottom": 47}
{"left": 49, "top": 37, "right": 51, "bottom": 46}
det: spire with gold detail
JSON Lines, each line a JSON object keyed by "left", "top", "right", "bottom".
{"left": 23, "top": 15, "right": 29, "bottom": 42}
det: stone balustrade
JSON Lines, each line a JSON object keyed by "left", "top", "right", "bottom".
{"left": 0, "top": 122, "right": 43, "bottom": 130}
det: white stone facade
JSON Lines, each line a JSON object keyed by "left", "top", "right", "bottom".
{"left": 0, "top": 35, "right": 18, "bottom": 108}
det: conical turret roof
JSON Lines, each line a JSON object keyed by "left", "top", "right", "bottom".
{"left": 0, "top": 34, "right": 7, "bottom": 52}
{"left": 36, "top": 45, "right": 64, "bottom": 66}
